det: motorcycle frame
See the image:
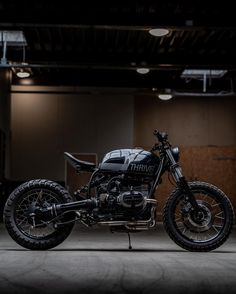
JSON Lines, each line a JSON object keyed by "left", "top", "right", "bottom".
{"left": 47, "top": 144, "right": 199, "bottom": 218}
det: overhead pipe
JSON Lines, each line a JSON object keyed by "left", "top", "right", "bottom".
{"left": 0, "top": 62, "right": 183, "bottom": 70}
{"left": 172, "top": 91, "right": 236, "bottom": 97}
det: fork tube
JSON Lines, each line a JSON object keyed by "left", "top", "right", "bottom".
{"left": 149, "top": 157, "right": 165, "bottom": 198}
{"left": 165, "top": 148, "right": 200, "bottom": 210}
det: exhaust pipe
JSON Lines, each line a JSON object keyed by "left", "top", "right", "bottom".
{"left": 97, "top": 201, "right": 157, "bottom": 230}
{"left": 38, "top": 197, "right": 156, "bottom": 230}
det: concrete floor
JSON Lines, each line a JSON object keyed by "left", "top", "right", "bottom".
{"left": 0, "top": 223, "right": 236, "bottom": 294}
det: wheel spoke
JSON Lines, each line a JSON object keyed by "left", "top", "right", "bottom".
{"left": 215, "top": 215, "right": 224, "bottom": 220}
{"left": 213, "top": 224, "right": 223, "bottom": 228}
{"left": 212, "top": 203, "right": 220, "bottom": 207}
{"left": 181, "top": 227, "right": 186, "bottom": 234}
{"left": 36, "top": 190, "right": 43, "bottom": 205}
{"left": 212, "top": 225, "right": 219, "bottom": 233}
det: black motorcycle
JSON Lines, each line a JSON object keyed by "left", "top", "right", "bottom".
{"left": 4, "top": 130, "right": 234, "bottom": 251}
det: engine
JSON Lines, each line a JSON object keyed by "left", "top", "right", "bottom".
{"left": 94, "top": 175, "right": 150, "bottom": 220}
{"left": 117, "top": 190, "right": 145, "bottom": 208}
{"left": 99, "top": 185, "right": 148, "bottom": 209}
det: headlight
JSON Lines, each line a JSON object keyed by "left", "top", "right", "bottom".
{"left": 171, "top": 147, "right": 180, "bottom": 162}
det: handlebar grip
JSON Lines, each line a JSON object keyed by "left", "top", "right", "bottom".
{"left": 153, "top": 130, "right": 168, "bottom": 142}
{"left": 153, "top": 129, "right": 158, "bottom": 136}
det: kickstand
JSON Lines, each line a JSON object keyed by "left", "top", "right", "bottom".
{"left": 127, "top": 232, "right": 132, "bottom": 250}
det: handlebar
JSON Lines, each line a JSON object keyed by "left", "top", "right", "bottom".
{"left": 153, "top": 130, "right": 168, "bottom": 142}
{"left": 150, "top": 130, "right": 169, "bottom": 152}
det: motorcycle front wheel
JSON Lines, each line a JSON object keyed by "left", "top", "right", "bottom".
{"left": 4, "top": 179, "right": 75, "bottom": 250}
{"left": 163, "top": 181, "right": 234, "bottom": 251}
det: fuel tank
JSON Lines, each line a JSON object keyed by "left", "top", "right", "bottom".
{"left": 99, "top": 149, "right": 160, "bottom": 176}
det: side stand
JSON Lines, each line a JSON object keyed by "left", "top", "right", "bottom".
{"left": 127, "top": 232, "right": 132, "bottom": 250}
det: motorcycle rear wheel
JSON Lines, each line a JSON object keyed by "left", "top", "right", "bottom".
{"left": 4, "top": 179, "right": 75, "bottom": 250}
{"left": 163, "top": 181, "right": 234, "bottom": 251}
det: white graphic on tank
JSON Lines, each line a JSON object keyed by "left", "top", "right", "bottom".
{"left": 130, "top": 164, "right": 155, "bottom": 173}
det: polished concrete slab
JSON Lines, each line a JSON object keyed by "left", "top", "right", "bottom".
{"left": 0, "top": 223, "right": 236, "bottom": 294}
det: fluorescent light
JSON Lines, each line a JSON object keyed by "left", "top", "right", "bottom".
{"left": 181, "top": 69, "right": 227, "bottom": 79}
{"left": 158, "top": 94, "right": 173, "bottom": 100}
{"left": 0, "top": 30, "right": 27, "bottom": 46}
{"left": 149, "top": 28, "right": 169, "bottom": 37}
{"left": 136, "top": 68, "right": 150, "bottom": 74}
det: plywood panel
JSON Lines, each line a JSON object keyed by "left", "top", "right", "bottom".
{"left": 140, "top": 146, "right": 236, "bottom": 220}
{"left": 134, "top": 95, "right": 236, "bottom": 219}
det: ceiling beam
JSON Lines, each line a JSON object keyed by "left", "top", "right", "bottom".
{"left": 1, "top": 23, "right": 236, "bottom": 32}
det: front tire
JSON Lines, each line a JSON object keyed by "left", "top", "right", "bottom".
{"left": 4, "top": 179, "right": 75, "bottom": 250}
{"left": 163, "top": 181, "right": 234, "bottom": 251}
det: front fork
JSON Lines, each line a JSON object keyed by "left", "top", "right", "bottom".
{"left": 166, "top": 149, "right": 200, "bottom": 211}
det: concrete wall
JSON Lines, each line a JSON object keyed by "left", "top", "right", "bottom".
{"left": 0, "top": 69, "right": 11, "bottom": 179}
{"left": 9, "top": 88, "right": 236, "bottom": 214}
{"left": 10, "top": 86, "right": 134, "bottom": 181}
{"left": 134, "top": 95, "right": 236, "bottom": 147}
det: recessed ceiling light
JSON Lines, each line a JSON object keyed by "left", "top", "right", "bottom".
{"left": 16, "top": 70, "right": 30, "bottom": 78}
{"left": 149, "top": 28, "right": 169, "bottom": 37}
{"left": 158, "top": 94, "right": 173, "bottom": 100}
{"left": 136, "top": 68, "right": 150, "bottom": 74}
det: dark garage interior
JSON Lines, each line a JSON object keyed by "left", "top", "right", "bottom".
{"left": 0, "top": 1, "right": 236, "bottom": 294}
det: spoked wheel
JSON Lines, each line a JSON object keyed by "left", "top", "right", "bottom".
{"left": 163, "top": 181, "right": 234, "bottom": 251}
{"left": 4, "top": 179, "right": 75, "bottom": 250}
{"left": 15, "top": 188, "right": 61, "bottom": 238}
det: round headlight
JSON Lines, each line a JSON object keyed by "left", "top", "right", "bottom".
{"left": 171, "top": 147, "right": 180, "bottom": 162}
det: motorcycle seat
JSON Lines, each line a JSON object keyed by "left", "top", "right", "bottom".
{"left": 64, "top": 152, "right": 96, "bottom": 172}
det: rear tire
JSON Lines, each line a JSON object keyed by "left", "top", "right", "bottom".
{"left": 4, "top": 179, "right": 75, "bottom": 250}
{"left": 163, "top": 181, "right": 234, "bottom": 251}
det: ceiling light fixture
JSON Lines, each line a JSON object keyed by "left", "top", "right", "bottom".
{"left": 14, "top": 46, "right": 31, "bottom": 78}
{"left": 136, "top": 68, "right": 150, "bottom": 74}
{"left": 16, "top": 68, "right": 31, "bottom": 78}
{"left": 149, "top": 28, "right": 169, "bottom": 37}
{"left": 158, "top": 94, "right": 173, "bottom": 100}
{"left": 157, "top": 88, "right": 173, "bottom": 100}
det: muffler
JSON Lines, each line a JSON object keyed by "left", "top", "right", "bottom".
{"left": 97, "top": 202, "right": 157, "bottom": 230}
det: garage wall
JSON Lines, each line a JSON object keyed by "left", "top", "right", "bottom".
{"left": 134, "top": 95, "right": 236, "bottom": 147}
{"left": 9, "top": 89, "right": 236, "bottom": 214}
{"left": 0, "top": 69, "right": 11, "bottom": 179}
{"left": 134, "top": 95, "right": 236, "bottom": 217}
{"left": 10, "top": 86, "right": 134, "bottom": 181}
{"left": 0, "top": 70, "right": 9, "bottom": 132}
